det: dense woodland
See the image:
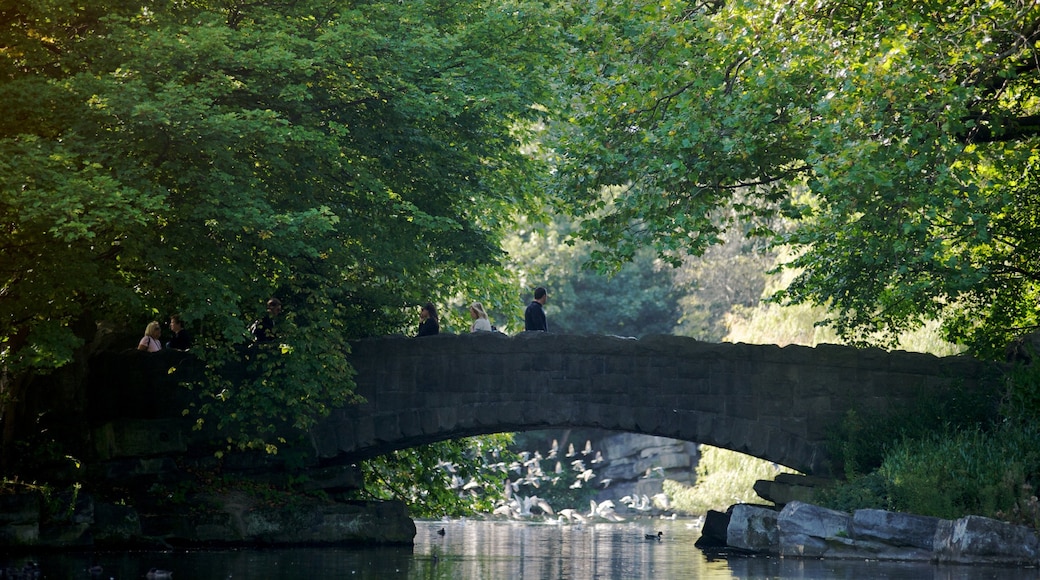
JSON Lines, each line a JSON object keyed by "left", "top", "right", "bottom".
{"left": 3, "top": 0, "right": 1040, "bottom": 521}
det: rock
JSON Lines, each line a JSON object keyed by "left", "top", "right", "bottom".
{"left": 935, "top": 514, "right": 1040, "bottom": 566}
{"left": 753, "top": 473, "right": 833, "bottom": 507}
{"left": 726, "top": 504, "right": 778, "bottom": 553}
{"left": 777, "top": 501, "right": 853, "bottom": 558}
{"left": 851, "top": 509, "right": 940, "bottom": 550}
{"left": 694, "top": 508, "right": 731, "bottom": 548}
{"left": 711, "top": 500, "right": 1040, "bottom": 565}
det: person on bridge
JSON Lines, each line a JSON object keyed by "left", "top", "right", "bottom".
{"left": 469, "top": 302, "right": 493, "bottom": 332}
{"left": 251, "top": 298, "right": 282, "bottom": 342}
{"left": 166, "top": 314, "right": 192, "bottom": 350}
{"left": 137, "top": 321, "right": 163, "bottom": 352}
{"left": 524, "top": 287, "right": 548, "bottom": 332}
{"left": 417, "top": 302, "right": 440, "bottom": 336}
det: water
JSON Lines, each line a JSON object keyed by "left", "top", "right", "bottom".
{"left": 8, "top": 519, "right": 1038, "bottom": 579}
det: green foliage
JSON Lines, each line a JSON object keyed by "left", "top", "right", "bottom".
{"left": 545, "top": 0, "right": 1040, "bottom": 354}
{"left": 822, "top": 422, "right": 1040, "bottom": 524}
{"left": 504, "top": 212, "right": 681, "bottom": 336}
{"left": 1002, "top": 362, "right": 1040, "bottom": 425}
{"left": 2, "top": 0, "right": 562, "bottom": 456}
{"left": 665, "top": 445, "right": 797, "bottom": 514}
{"left": 814, "top": 472, "right": 892, "bottom": 513}
{"left": 827, "top": 383, "right": 997, "bottom": 479}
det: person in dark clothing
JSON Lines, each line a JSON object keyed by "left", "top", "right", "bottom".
{"left": 417, "top": 302, "right": 440, "bottom": 337}
{"left": 252, "top": 298, "right": 282, "bottom": 342}
{"left": 524, "top": 287, "right": 548, "bottom": 331}
{"left": 167, "top": 314, "right": 192, "bottom": 350}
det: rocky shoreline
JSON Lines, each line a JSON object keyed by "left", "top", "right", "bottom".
{"left": 699, "top": 500, "right": 1040, "bottom": 566}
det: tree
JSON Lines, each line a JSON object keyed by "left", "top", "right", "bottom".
{"left": 546, "top": 0, "right": 1040, "bottom": 356}
{"left": 1, "top": 0, "right": 560, "bottom": 462}
{"left": 504, "top": 210, "right": 682, "bottom": 337}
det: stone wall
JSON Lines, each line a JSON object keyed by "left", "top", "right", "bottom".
{"left": 318, "top": 333, "right": 1001, "bottom": 476}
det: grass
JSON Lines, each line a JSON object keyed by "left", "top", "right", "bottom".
{"left": 665, "top": 444, "right": 798, "bottom": 514}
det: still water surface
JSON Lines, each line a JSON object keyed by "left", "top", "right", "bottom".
{"left": 10, "top": 519, "right": 1039, "bottom": 579}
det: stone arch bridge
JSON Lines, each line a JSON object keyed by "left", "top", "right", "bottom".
{"left": 311, "top": 333, "right": 1000, "bottom": 476}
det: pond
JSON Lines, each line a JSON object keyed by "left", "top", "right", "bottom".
{"left": 7, "top": 518, "right": 1036, "bottom": 579}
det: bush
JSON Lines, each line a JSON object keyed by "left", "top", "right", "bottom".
{"left": 820, "top": 421, "right": 1040, "bottom": 524}
{"left": 666, "top": 445, "right": 797, "bottom": 514}
{"left": 826, "top": 381, "right": 997, "bottom": 479}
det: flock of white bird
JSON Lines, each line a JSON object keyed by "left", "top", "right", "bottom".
{"left": 439, "top": 438, "right": 676, "bottom": 523}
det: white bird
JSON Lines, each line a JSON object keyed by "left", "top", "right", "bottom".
{"left": 598, "top": 478, "right": 612, "bottom": 488}
{"left": 557, "top": 508, "right": 587, "bottom": 524}
{"left": 566, "top": 443, "right": 577, "bottom": 457}
{"left": 530, "top": 496, "right": 554, "bottom": 516}
{"left": 631, "top": 495, "right": 651, "bottom": 512}
{"left": 651, "top": 493, "right": 672, "bottom": 510}
{"left": 582, "top": 440, "right": 593, "bottom": 456}
{"left": 548, "top": 439, "right": 559, "bottom": 459}
{"left": 591, "top": 450, "right": 604, "bottom": 464}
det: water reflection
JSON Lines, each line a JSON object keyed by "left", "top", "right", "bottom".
{"left": 8, "top": 519, "right": 1039, "bottom": 579}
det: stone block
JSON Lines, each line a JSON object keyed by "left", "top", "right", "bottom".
{"left": 777, "top": 501, "right": 852, "bottom": 558}
{"left": 727, "top": 504, "right": 779, "bottom": 553}
{"left": 934, "top": 514, "right": 1040, "bottom": 566}
{"left": 851, "top": 509, "right": 941, "bottom": 550}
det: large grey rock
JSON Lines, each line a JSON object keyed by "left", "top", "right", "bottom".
{"left": 777, "top": 501, "right": 854, "bottom": 558}
{"left": 727, "top": 504, "right": 778, "bottom": 553}
{"left": 934, "top": 515, "right": 1040, "bottom": 566}
{"left": 851, "top": 509, "right": 940, "bottom": 550}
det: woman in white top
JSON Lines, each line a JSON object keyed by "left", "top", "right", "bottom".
{"left": 469, "top": 302, "right": 493, "bottom": 332}
{"left": 137, "top": 321, "right": 163, "bottom": 352}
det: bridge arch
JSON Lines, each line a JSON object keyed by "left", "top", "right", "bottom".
{"left": 311, "top": 333, "right": 998, "bottom": 476}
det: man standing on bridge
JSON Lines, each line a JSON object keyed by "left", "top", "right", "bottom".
{"left": 524, "top": 287, "right": 548, "bottom": 332}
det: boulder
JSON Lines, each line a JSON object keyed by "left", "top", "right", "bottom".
{"left": 726, "top": 504, "right": 778, "bottom": 553}
{"left": 851, "top": 508, "right": 940, "bottom": 550}
{"left": 777, "top": 501, "right": 854, "bottom": 558}
{"left": 934, "top": 515, "right": 1040, "bottom": 566}
{"left": 694, "top": 508, "right": 731, "bottom": 548}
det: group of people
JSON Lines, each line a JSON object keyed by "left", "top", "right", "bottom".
{"left": 137, "top": 297, "right": 283, "bottom": 353}
{"left": 416, "top": 287, "right": 549, "bottom": 337}
{"left": 137, "top": 314, "right": 192, "bottom": 352}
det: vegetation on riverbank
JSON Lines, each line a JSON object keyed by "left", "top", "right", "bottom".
{"left": 817, "top": 363, "right": 1040, "bottom": 528}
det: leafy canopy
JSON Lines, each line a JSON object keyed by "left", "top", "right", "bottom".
{"left": 546, "top": 0, "right": 1040, "bottom": 355}
{"left": 1, "top": 0, "right": 559, "bottom": 450}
